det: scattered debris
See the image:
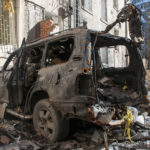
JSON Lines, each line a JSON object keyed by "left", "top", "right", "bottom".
{"left": 91, "top": 130, "right": 103, "bottom": 145}
{"left": 1, "top": 105, "right": 150, "bottom": 150}
{"left": 0, "top": 135, "right": 10, "bottom": 145}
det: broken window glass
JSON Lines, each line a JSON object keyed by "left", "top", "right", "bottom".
{"left": 45, "top": 38, "right": 74, "bottom": 66}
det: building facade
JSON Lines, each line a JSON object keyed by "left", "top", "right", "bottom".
{"left": 0, "top": 0, "right": 17, "bottom": 68}
{"left": 0, "top": 0, "right": 128, "bottom": 69}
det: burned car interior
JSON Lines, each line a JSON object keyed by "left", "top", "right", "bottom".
{"left": 66, "top": 31, "right": 147, "bottom": 129}
{"left": 90, "top": 33, "right": 146, "bottom": 101}
{"left": 45, "top": 38, "right": 74, "bottom": 66}
{"left": 24, "top": 45, "right": 44, "bottom": 85}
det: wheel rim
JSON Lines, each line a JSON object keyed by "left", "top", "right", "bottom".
{"left": 37, "top": 108, "right": 54, "bottom": 138}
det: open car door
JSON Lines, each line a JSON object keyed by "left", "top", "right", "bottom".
{"left": 0, "top": 50, "right": 19, "bottom": 118}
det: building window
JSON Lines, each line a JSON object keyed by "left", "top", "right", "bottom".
{"left": 101, "top": 0, "right": 107, "bottom": 21}
{"left": 0, "top": 6, "right": 10, "bottom": 45}
{"left": 0, "top": 0, "right": 16, "bottom": 53}
{"left": 114, "top": 29, "right": 119, "bottom": 51}
{"left": 75, "top": 0, "right": 80, "bottom": 27}
{"left": 81, "top": 0, "right": 92, "bottom": 13}
{"left": 99, "top": 47, "right": 108, "bottom": 67}
{"left": 113, "top": 0, "right": 118, "bottom": 10}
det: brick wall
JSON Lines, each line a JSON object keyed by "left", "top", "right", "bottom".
{"left": 40, "top": 19, "right": 57, "bottom": 38}
{"left": 27, "top": 19, "right": 58, "bottom": 42}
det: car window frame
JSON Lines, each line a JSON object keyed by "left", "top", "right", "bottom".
{"left": 2, "top": 50, "right": 19, "bottom": 71}
{"left": 44, "top": 36, "right": 75, "bottom": 67}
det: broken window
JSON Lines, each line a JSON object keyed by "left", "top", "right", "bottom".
{"left": 113, "top": 0, "right": 118, "bottom": 10}
{"left": 98, "top": 45, "right": 127, "bottom": 68}
{"left": 81, "top": 0, "right": 92, "bottom": 12}
{"left": 45, "top": 38, "right": 74, "bottom": 66}
{"left": 27, "top": 46, "right": 44, "bottom": 65}
{"left": 101, "top": 0, "right": 107, "bottom": 21}
{"left": 24, "top": 45, "right": 44, "bottom": 85}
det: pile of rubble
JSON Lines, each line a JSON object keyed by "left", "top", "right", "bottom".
{"left": 1, "top": 105, "right": 150, "bottom": 150}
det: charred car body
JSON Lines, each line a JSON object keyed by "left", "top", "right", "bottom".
{"left": 0, "top": 27, "right": 147, "bottom": 142}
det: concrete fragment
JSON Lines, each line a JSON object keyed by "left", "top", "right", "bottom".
{"left": 0, "top": 135, "right": 10, "bottom": 144}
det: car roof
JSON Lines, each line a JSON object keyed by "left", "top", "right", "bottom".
{"left": 25, "top": 27, "right": 129, "bottom": 47}
{"left": 25, "top": 27, "right": 86, "bottom": 46}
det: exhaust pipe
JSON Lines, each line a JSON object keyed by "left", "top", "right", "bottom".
{"left": 6, "top": 109, "right": 32, "bottom": 120}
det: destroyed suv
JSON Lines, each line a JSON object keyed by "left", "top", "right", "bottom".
{"left": 0, "top": 28, "right": 147, "bottom": 142}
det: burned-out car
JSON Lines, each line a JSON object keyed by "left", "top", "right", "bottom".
{"left": 0, "top": 28, "right": 147, "bottom": 142}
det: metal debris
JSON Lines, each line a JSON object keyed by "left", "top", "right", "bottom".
{"left": 102, "top": 4, "right": 143, "bottom": 44}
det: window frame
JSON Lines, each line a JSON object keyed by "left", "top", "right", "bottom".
{"left": 101, "top": 0, "right": 107, "bottom": 22}
{"left": 44, "top": 36, "right": 75, "bottom": 67}
{"left": 98, "top": 45, "right": 128, "bottom": 68}
{"left": 0, "top": 0, "right": 16, "bottom": 52}
{"left": 2, "top": 50, "right": 19, "bottom": 71}
{"left": 113, "top": 0, "right": 118, "bottom": 11}
{"left": 81, "top": 0, "right": 93, "bottom": 14}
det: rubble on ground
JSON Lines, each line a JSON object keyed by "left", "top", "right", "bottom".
{"left": 1, "top": 100, "right": 150, "bottom": 150}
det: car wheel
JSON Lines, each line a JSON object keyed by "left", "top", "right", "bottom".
{"left": 33, "top": 99, "right": 69, "bottom": 142}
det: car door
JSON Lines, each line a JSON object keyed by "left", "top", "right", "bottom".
{"left": 38, "top": 35, "right": 84, "bottom": 102}
{"left": 0, "top": 50, "right": 19, "bottom": 105}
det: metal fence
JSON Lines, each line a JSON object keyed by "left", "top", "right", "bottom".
{"left": 25, "top": 1, "right": 45, "bottom": 38}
